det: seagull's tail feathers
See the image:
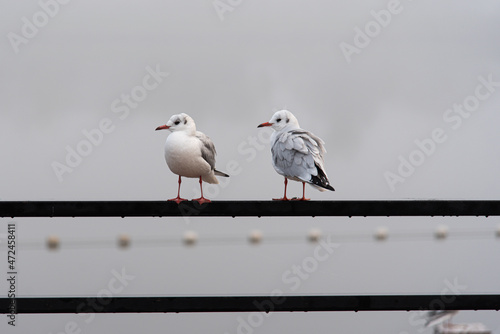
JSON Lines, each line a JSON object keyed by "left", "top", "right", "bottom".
{"left": 202, "top": 169, "right": 229, "bottom": 184}
{"left": 214, "top": 169, "right": 230, "bottom": 178}
{"left": 310, "top": 163, "right": 335, "bottom": 192}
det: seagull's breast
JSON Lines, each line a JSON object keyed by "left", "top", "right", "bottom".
{"left": 164, "top": 132, "right": 211, "bottom": 178}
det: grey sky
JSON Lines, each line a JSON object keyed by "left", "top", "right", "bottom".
{"left": 1, "top": 0, "right": 499, "bottom": 333}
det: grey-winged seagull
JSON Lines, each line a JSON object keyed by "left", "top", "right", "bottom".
{"left": 156, "top": 113, "right": 229, "bottom": 204}
{"left": 258, "top": 110, "right": 334, "bottom": 200}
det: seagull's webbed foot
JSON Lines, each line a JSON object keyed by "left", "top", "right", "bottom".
{"left": 291, "top": 196, "right": 310, "bottom": 201}
{"left": 168, "top": 197, "right": 188, "bottom": 204}
{"left": 193, "top": 176, "right": 211, "bottom": 204}
{"left": 290, "top": 182, "right": 310, "bottom": 200}
{"left": 192, "top": 197, "right": 211, "bottom": 205}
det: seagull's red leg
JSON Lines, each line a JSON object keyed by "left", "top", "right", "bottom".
{"left": 273, "top": 178, "right": 289, "bottom": 201}
{"left": 168, "top": 175, "right": 188, "bottom": 204}
{"left": 296, "top": 182, "right": 310, "bottom": 201}
{"left": 193, "top": 176, "right": 211, "bottom": 204}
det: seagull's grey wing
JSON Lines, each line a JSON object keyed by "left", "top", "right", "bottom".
{"left": 293, "top": 129, "right": 327, "bottom": 169}
{"left": 272, "top": 129, "right": 334, "bottom": 191}
{"left": 195, "top": 131, "right": 216, "bottom": 170}
{"left": 271, "top": 131, "right": 318, "bottom": 181}
{"left": 293, "top": 129, "right": 333, "bottom": 187}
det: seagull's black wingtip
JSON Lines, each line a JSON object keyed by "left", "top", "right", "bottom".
{"left": 214, "top": 169, "right": 230, "bottom": 177}
{"left": 325, "top": 184, "right": 335, "bottom": 192}
{"left": 310, "top": 175, "right": 335, "bottom": 192}
{"left": 311, "top": 163, "right": 335, "bottom": 192}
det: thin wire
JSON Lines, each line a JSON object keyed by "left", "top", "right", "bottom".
{"left": 14, "top": 228, "right": 500, "bottom": 251}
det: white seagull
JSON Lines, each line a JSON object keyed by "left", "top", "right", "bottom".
{"left": 258, "top": 110, "right": 334, "bottom": 200}
{"left": 156, "top": 113, "right": 229, "bottom": 204}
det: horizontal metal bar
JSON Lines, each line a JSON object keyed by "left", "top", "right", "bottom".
{"left": 0, "top": 200, "right": 499, "bottom": 218}
{"left": 1, "top": 295, "right": 499, "bottom": 313}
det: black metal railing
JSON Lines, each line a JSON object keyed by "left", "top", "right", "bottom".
{"left": 1, "top": 200, "right": 499, "bottom": 217}
{"left": 0, "top": 295, "right": 499, "bottom": 313}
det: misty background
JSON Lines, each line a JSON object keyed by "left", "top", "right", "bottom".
{"left": 1, "top": 0, "right": 499, "bottom": 333}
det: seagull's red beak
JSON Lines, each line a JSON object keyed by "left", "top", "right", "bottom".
{"left": 155, "top": 124, "right": 170, "bottom": 131}
{"left": 257, "top": 122, "right": 273, "bottom": 128}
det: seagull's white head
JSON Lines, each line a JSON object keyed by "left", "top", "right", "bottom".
{"left": 257, "top": 110, "right": 300, "bottom": 132}
{"left": 155, "top": 113, "right": 196, "bottom": 134}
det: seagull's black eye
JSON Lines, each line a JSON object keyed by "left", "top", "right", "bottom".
{"left": 174, "top": 120, "right": 180, "bottom": 125}
{"left": 286, "top": 118, "right": 289, "bottom": 123}
{"left": 276, "top": 118, "right": 281, "bottom": 122}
